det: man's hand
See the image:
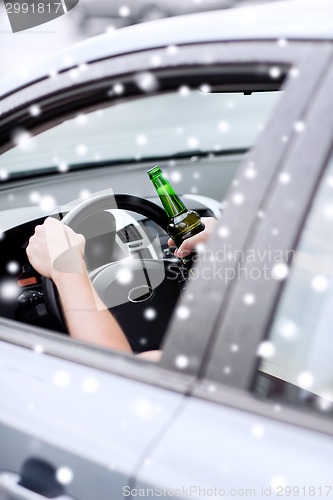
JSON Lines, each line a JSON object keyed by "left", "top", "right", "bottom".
{"left": 27, "top": 217, "right": 131, "bottom": 353}
{"left": 168, "top": 216, "right": 218, "bottom": 258}
{"left": 26, "top": 217, "right": 86, "bottom": 279}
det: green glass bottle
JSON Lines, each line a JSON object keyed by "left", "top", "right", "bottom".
{"left": 147, "top": 166, "right": 205, "bottom": 260}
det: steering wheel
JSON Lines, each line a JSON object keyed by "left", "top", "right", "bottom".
{"left": 43, "top": 193, "right": 185, "bottom": 353}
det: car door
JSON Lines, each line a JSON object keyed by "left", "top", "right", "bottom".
{"left": 131, "top": 44, "right": 333, "bottom": 498}
{"left": 0, "top": 39, "right": 332, "bottom": 500}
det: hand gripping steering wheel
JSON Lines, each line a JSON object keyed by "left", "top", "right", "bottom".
{"left": 42, "top": 194, "right": 185, "bottom": 353}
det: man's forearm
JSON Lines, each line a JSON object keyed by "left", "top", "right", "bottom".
{"left": 53, "top": 269, "right": 132, "bottom": 353}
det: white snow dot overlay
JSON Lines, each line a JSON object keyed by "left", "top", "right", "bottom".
{"left": 176, "top": 306, "right": 190, "bottom": 320}
{"left": 82, "top": 377, "right": 99, "bottom": 394}
{"left": 14, "top": 130, "right": 35, "bottom": 151}
{"left": 29, "top": 105, "right": 41, "bottom": 116}
{"left": 56, "top": 467, "right": 74, "bottom": 485}
{"left": 316, "top": 393, "right": 333, "bottom": 412}
{"left": 144, "top": 308, "right": 157, "bottom": 320}
{"left": 327, "top": 176, "right": 333, "bottom": 188}
{"left": 294, "top": 121, "right": 306, "bottom": 133}
{"left": 200, "top": 84, "right": 211, "bottom": 93}
{"left": 179, "top": 85, "right": 190, "bottom": 97}
{"left": 324, "top": 203, "right": 333, "bottom": 220}
{"left": 277, "top": 38, "right": 288, "bottom": 47}
{"left": 251, "top": 424, "right": 265, "bottom": 438}
{"left": 80, "top": 190, "right": 90, "bottom": 200}
{"left": 175, "top": 355, "right": 189, "bottom": 369}
{"left": 232, "top": 193, "right": 244, "bottom": 205}
{"left": 30, "top": 191, "right": 40, "bottom": 203}
{"left": 76, "top": 114, "right": 87, "bottom": 126}
{"left": 245, "top": 166, "right": 257, "bottom": 179}
{"left": 279, "top": 172, "right": 291, "bottom": 184}
{"left": 297, "top": 371, "right": 314, "bottom": 389}
{"left": 39, "top": 195, "right": 56, "bottom": 212}
{"left": 187, "top": 137, "right": 199, "bottom": 148}
{"left": 135, "top": 72, "right": 158, "bottom": 92}
{"left": 136, "top": 134, "right": 147, "bottom": 146}
{"left": 257, "top": 341, "right": 275, "bottom": 359}
{"left": 312, "top": 275, "right": 329, "bottom": 293}
{"left": 218, "top": 226, "right": 230, "bottom": 239}
{"left": 170, "top": 171, "right": 182, "bottom": 183}
{"left": 76, "top": 144, "right": 87, "bottom": 156}
{"left": 151, "top": 55, "right": 162, "bottom": 67}
{"left": 277, "top": 319, "right": 299, "bottom": 341}
{"left": 53, "top": 370, "right": 71, "bottom": 388}
{"left": 243, "top": 293, "right": 256, "bottom": 306}
{"left": 0, "top": 169, "right": 8, "bottom": 180}
{"left": 271, "top": 263, "right": 289, "bottom": 280}
{"left": 117, "top": 268, "right": 133, "bottom": 285}
{"left": 113, "top": 83, "right": 124, "bottom": 95}
{"left": 271, "top": 476, "right": 288, "bottom": 492}
{"left": 58, "top": 162, "right": 68, "bottom": 172}
{"left": 33, "top": 344, "right": 45, "bottom": 354}
{"left": 0, "top": 281, "right": 18, "bottom": 300}
{"left": 218, "top": 121, "right": 230, "bottom": 133}
{"left": 132, "top": 398, "right": 154, "bottom": 420}
{"left": 119, "top": 5, "right": 130, "bottom": 17}
{"left": 166, "top": 45, "right": 178, "bottom": 56}
{"left": 269, "top": 66, "right": 282, "bottom": 79}
{"left": 290, "top": 68, "right": 300, "bottom": 79}
{"left": 7, "top": 261, "right": 19, "bottom": 274}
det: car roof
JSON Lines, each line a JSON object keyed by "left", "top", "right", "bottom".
{"left": 1, "top": 0, "right": 333, "bottom": 99}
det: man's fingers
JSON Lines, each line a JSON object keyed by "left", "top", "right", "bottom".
{"left": 175, "top": 232, "right": 202, "bottom": 258}
{"left": 44, "top": 219, "right": 71, "bottom": 266}
{"left": 169, "top": 217, "right": 218, "bottom": 258}
{"left": 175, "top": 247, "right": 191, "bottom": 258}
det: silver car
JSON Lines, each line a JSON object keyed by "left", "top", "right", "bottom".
{"left": 75, "top": 0, "right": 233, "bottom": 32}
{"left": 1, "top": 0, "right": 333, "bottom": 498}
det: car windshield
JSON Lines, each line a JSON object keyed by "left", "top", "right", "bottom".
{"left": 1, "top": 89, "right": 280, "bottom": 179}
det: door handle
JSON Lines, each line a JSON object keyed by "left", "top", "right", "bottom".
{"left": 0, "top": 472, "right": 75, "bottom": 500}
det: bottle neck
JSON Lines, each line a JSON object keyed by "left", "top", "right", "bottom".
{"left": 151, "top": 175, "right": 187, "bottom": 218}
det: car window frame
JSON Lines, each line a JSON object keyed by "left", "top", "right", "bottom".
{"left": 0, "top": 41, "right": 330, "bottom": 392}
{"left": 161, "top": 41, "right": 333, "bottom": 374}
{"left": 0, "top": 42, "right": 314, "bottom": 153}
{"left": 191, "top": 48, "right": 333, "bottom": 435}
